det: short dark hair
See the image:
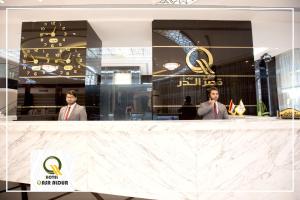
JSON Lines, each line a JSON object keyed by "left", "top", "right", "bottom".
{"left": 208, "top": 87, "right": 218, "bottom": 94}
{"left": 66, "top": 90, "right": 77, "bottom": 98}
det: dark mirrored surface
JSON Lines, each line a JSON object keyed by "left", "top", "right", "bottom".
{"left": 152, "top": 20, "right": 256, "bottom": 117}
{"left": 17, "top": 21, "right": 102, "bottom": 120}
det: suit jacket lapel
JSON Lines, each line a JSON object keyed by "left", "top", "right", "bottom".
{"left": 217, "top": 102, "right": 222, "bottom": 117}
{"left": 69, "top": 103, "right": 77, "bottom": 120}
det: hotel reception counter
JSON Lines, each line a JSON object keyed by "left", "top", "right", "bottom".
{"left": 0, "top": 118, "right": 300, "bottom": 200}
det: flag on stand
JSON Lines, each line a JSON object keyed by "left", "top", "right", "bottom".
{"left": 235, "top": 99, "right": 246, "bottom": 115}
{"left": 228, "top": 99, "right": 236, "bottom": 114}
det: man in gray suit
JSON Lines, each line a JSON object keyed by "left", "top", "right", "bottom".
{"left": 58, "top": 90, "right": 87, "bottom": 121}
{"left": 197, "top": 87, "right": 228, "bottom": 120}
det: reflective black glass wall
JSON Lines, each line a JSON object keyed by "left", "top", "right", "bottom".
{"left": 152, "top": 20, "right": 256, "bottom": 119}
{"left": 16, "top": 20, "right": 258, "bottom": 121}
{"left": 17, "top": 21, "right": 102, "bottom": 120}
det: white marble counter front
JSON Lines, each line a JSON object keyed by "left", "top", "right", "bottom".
{"left": 0, "top": 119, "right": 299, "bottom": 200}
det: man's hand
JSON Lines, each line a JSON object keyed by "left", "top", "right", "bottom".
{"left": 209, "top": 99, "right": 216, "bottom": 107}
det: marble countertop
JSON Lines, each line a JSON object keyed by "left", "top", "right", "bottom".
{"left": 0, "top": 119, "right": 299, "bottom": 200}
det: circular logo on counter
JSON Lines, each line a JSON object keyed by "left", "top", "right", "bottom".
{"left": 43, "top": 156, "right": 62, "bottom": 175}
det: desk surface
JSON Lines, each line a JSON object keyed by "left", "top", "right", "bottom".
{"left": 0, "top": 118, "right": 299, "bottom": 200}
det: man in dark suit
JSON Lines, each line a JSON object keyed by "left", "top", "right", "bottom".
{"left": 178, "top": 96, "right": 197, "bottom": 120}
{"left": 58, "top": 90, "right": 87, "bottom": 121}
{"left": 197, "top": 87, "right": 228, "bottom": 120}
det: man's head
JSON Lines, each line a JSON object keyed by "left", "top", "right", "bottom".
{"left": 66, "top": 90, "right": 77, "bottom": 105}
{"left": 185, "top": 96, "right": 192, "bottom": 104}
{"left": 208, "top": 87, "right": 219, "bottom": 101}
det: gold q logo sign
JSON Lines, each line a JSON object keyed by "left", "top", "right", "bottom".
{"left": 185, "top": 47, "right": 214, "bottom": 75}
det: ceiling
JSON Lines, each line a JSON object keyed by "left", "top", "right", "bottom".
{"left": 0, "top": 0, "right": 299, "bottom": 74}
{"left": 0, "top": 0, "right": 299, "bottom": 8}
{"left": 2, "top": 8, "right": 298, "bottom": 48}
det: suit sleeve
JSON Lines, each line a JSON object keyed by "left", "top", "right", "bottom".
{"left": 197, "top": 103, "right": 212, "bottom": 116}
{"left": 222, "top": 105, "right": 229, "bottom": 119}
{"left": 79, "top": 106, "right": 87, "bottom": 121}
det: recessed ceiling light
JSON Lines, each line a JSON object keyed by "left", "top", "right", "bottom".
{"left": 163, "top": 62, "right": 180, "bottom": 71}
{"left": 0, "top": 0, "right": 5, "bottom": 4}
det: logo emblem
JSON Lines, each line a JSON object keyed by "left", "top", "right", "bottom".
{"left": 43, "top": 156, "right": 62, "bottom": 176}
{"left": 185, "top": 47, "right": 214, "bottom": 75}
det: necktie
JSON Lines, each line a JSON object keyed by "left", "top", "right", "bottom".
{"left": 213, "top": 103, "right": 217, "bottom": 119}
{"left": 64, "top": 106, "right": 71, "bottom": 120}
